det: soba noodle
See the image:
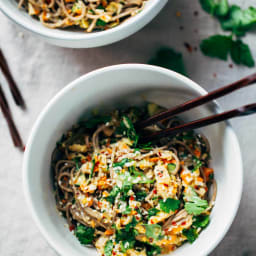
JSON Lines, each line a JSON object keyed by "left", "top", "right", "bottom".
{"left": 17, "top": 0, "right": 148, "bottom": 32}
{"left": 51, "top": 103, "right": 217, "bottom": 256}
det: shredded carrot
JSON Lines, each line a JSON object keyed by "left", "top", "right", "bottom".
{"left": 203, "top": 167, "right": 214, "bottom": 182}
{"left": 107, "top": 148, "right": 112, "bottom": 154}
{"left": 194, "top": 148, "right": 201, "bottom": 158}
{"left": 97, "top": 176, "right": 108, "bottom": 190}
{"left": 101, "top": 0, "right": 108, "bottom": 7}
{"left": 104, "top": 229, "right": 114, "bottom": 236}
{"left": 196, "top": 177, "right": 204, "bottom": 183}
{"left": 149, "top": 157, "right": 159, "bottom": 162}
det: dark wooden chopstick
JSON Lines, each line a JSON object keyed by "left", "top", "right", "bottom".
{"left": 0, "top": 84, "right": 24, "bottom": 150}
{"left": 141, "top": 102, "right": 256, "bottom": 142}
{"left": 0, "top": 49, "right": 26, "bottom": 109}
{"left": 136, "top": 72, "right": 256, "bottom": 129}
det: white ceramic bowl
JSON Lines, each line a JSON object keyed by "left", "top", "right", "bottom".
{"left": 0, "top": 0, "right": 167, "bottom": 48}
{"left": 23, "top": 64, "right": 243, "bottom": 256}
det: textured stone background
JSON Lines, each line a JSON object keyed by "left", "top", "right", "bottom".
{"left": 0, "top": 0, "right": 255, "bottom": 255}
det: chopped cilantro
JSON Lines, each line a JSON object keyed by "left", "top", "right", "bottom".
{"left": 167, "top": 163, "right": 176, "bottom": 173}
{"left": 144, "top": 224, "right": 163, "bottom": 240}
{"left": 123, "top": 207, "right": 132, "bottom": 215}
{"left": 117, "top": 115, "right": 139, "bottom": 147}
{"left": 135, "top": 190, "right": 147, "bottom": 202}
{"left": 192, "top": 157, "right": 203, "bottom": 172}
{"left": 148, "top": 208, "right": 160, "bottom": 219}
{"left": 73, "top": 157, "right": 81, "bottom": 170}
{"left": 79, "top": 116, "right": 111, "bottom": 129}
{"left": 193, "top": 214, "right": 210, "bottom": 228}
{"left": 74, "top": 225, "right": 95, "bottom": 245}
{"left": 184, "top": 188, "right": 209, "bottom": 216}
{"left": 89, "top": 159, "right": 95, "bottom": 180}
{"left": 104, "top": 240, "right": 114, "bottom": 256}
{"left": 116, "top": 217, "right": 138, "bottom": 248}
{"left": 125, "top": 216, "right": 138, "bottom": 232}
{"left": 96, "top": 4, "right": 105, "bottom": 10}
{"left": 96, "top": 19, "right": 107, "bottom": 27}
{"left": 182, "top": 228, "right": 198, "bottom": 243}
{"left": 159, "top": 198, "right": 180, "bottom": 213}
{"left": 113, "top": 158, "right": 130, "bottom": 168}
{"left": 106, "top": 186, "right": 120, "bottom": 204}
{"left": 148, "top": 47, "right": 187, "bottom": 76}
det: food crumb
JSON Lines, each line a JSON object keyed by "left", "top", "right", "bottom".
{"left": 176, "top": 11, "right": 181, "bottom": 17}
{"left": 229, "top": 64, "right": 233, "bottom": 68}
{"left": 179, "top": 26, "right": 184, "bottom": 30}
{"left": 184, "top": 42, "right": 193, "bottom": 53}
{"left": 213, "top": 73, "right": 217, "bottom": 78}
{"left": 194, "top": 11, "right": 199, "bottom": 16}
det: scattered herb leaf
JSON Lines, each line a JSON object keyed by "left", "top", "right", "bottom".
{"left": 182, "top": 228, "right": 198, "bottom": 243}
{"left": 193, "top": 214, "right": 210, "bottom": 228}
{"left": 148, "top": 47, "right": 187, "bottom": 76}
{"left": 159, "top": 198, "right": 180, "bottom": 213}
{"left": 75, "top": 225, "right": 95, "bottom": 245}
{"left": 104, "top": 240, "right": 114, "bottom": 256}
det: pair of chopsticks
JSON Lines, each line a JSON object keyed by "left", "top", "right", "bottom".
{"left": 137, "top": 72, "right": 256, "bottom": 141}
{"left": 0, "top": 48, "right": 25, "bottom": 150}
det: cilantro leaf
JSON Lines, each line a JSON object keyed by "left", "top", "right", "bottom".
{"left": 80, "top": 116, "right": 111, "bottom": 129}
{"left": 74, "top": 225, "right": 95, "bottom": 245}
{"left": 144, "top": 224, "right": 163, "bottom": 240}
{"left": 118, "top": 115, "right": 139, "bottom": 146}
{"left": 199, "top": 0, "right": 216, "bottom": 14}
{"left": 116, "top": 217, "right": 138, "bottom": 249}
{"left": 215, "top": 0, "right": 229, "bottom": 17}
{"left": 148, "top": 208, "right": 160, "bottom": 219}
{"left": 230, "top": 39, "right": 255, "bottom": 67}
{"left": 193, "top": 215, "right": 210, "bottom": 228}
{"left": 104, "top": 240, "right": 114, "bottom": 256}
{"left": 113, "top": 158, "right": 130, "bottom": 168}
{"left": 148, "top": 47, "right": 187, "bottom": 76}
{"left": 146, "top": 244, "right": 161, "bottom": 256}
{"left": 184, "top": 187, "right": 209, "bottom": 216}
{"left": 123, "top": 207, "right": 132, "bottom": 215}
{"left": 96, "top": 19, "right": 107, "bottom": 27}
{"left": 220, "top": 5, "right": 256, "bottom": 36}
{"left": 200, "top": 35, "right": 255, "bottom": 67}
{"left": 89, "top": 159, "right": 95, "bottom": 180}
{"left": 73, "top": 157, "right": 81, "bottom": 170}
{"left": 106, "top": 186, "right": 120, "bottom": 204}
{"left": 167, "top": 163, "right": 176, "bottom": 173}
{"left": 192, "top": 157, "right": 203, "bottom": 172}
{"left": 125, "top": 216, "right": 138, "bottom": 232}
{"left": 135, "top": 241, "right": 161, "bottom": 256}
{"left": 182, "top": 228, "right": 198, "bottom": 243}
{"left": 159, "top": 198, "right": 180, "bottom": 213}
{"left": 200, "top": 0, "right": 229, "bottom": 17}
{"left": 200, "top": 35, "right": 232, "bottom": 60}
{"left": 135, "top": 190, "right": 147, "bottom": 202}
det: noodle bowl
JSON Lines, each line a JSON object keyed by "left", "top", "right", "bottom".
{"left": 52, "top": 103, "right": 217, "bottom": 256}
{"left": 17, "top": 0, "right": 148, "bottom": 32}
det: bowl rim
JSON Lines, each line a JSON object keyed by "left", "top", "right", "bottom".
{"left": 23, "top": 64, "right": 243, "bottom": 256}
{"left": 0, "top": 0, "right": 167, "bottom": 41}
